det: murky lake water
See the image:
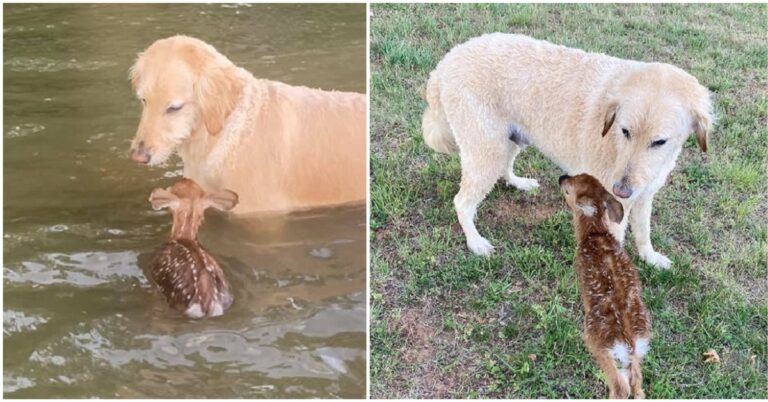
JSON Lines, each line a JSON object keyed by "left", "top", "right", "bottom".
{"left": 3, "top": 4, "right": 366, "bottom": 398}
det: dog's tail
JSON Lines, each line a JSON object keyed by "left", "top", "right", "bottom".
{"left": 422, "top": 71, "right": 458, "bottom": 154}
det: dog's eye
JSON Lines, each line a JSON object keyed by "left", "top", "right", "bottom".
{"left": 166, "top": 104, "right": 184, "bottom": 113}
{"left": 650, "top": 139, "right": 667, "bottom": 148}
{"left": 621, "top": 128, "right": 630, "bottom": 138}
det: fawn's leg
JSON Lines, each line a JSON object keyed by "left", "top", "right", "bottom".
{"left": 588, "top": 343, "right": 630, "bottom": 399}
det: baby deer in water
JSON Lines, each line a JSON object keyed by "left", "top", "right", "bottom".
{"left": 559, "top": 174, "right": 651, "bottom": 399}
{"left": 149, "top": 178, "right": 238, "bottom": 318}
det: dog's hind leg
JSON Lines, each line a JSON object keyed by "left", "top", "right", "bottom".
{"left": 504, "top": 124, "right": 539, "bottom": 191}
{"left": 447, "top": 101, "right": 509, "bottom": 256}
{"left": 454, "top": 149, "right": 506, "bottom": 256}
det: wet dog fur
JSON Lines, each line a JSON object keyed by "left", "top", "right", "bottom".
{"left": 129, "top": 36, "right": 366, "bottom": 214}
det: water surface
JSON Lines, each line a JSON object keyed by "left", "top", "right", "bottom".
{"left": 4, "top": 3, "right": 366, "bottom": 398}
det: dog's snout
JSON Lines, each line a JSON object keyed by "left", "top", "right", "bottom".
{"left": 559, "top": 175, "right": 570, "bottom": 186}
{"left": 131, "top": 140, "right": 151, "bottom": 164}
{"left": 612, "top": 177, "right": 633, "bottom": 199}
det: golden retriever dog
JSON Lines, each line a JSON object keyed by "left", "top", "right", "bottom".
{"left": 129, "top": 35, "right": 366, "bottom": 214}
{"left": 423, "top": 33, "right": 714, "bottom": 268}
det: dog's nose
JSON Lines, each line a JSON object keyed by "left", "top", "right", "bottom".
{"left": 131, "top": 141, "right": 151, "bottom": 164}
{"left": 612, "top": 180, "right": 633, "bottom": 199}
{"left": 558, "top": 175, "right": 569, "bottom": 186}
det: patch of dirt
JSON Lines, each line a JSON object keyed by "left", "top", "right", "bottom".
{"left": 398, "top": 308, "right": 435, "bottom": 364}
{"left": 390, "top": 303, "right": 460, "bottom": 398}
{"left": 487, "top": 193, "right": 562, "bottom": 226}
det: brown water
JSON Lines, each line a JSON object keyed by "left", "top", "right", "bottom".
{"left": 3, "top": 4, "right": 366, "bottom": 398}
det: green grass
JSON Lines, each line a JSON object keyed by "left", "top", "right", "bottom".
{"left": 369, "top": 4, "right": 767, "bottom": 399}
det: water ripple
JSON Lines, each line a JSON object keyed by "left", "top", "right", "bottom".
{"left": 5, "top": 123, "right": 45, "bottom": 139}
{"left": 3, "top": 310, "right": 49, "bottom": 335}
{"left": 4, "top": 57, "right": 118, "bottom": 73}
{"left": 5, "top": 251, "right": 146, "bottom": 287}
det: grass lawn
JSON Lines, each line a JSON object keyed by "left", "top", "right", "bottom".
{"left": 369, "top": 4, "right": 767, "bottom": 399}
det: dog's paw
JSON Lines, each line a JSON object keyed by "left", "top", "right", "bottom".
{"left": 468, "top": 236, "right": 494, "bottom": 256}
{"left": 506, "top": 176, "right": 539, "bottom": 192}
{"left": 639, "top": 247, "right": 672, "bottom": 269}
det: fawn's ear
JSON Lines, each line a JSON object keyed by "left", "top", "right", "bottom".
{"left": 575, "top": 196, "right": 597, "bottom": 217}
{"left": 149, "top": 188, "right": 179, "bottom": 211}
{"left": 204, "top": 189, "right": 239, "bottom": 211}
{"left": 603, "top": 194, "right": 625, "bottom": 223}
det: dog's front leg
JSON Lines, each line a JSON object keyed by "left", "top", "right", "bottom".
{"left": 630, "top": 194, "right": 672, "bottom": 269}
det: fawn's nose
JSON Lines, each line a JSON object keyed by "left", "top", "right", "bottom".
{"left": 131, "top": 141, "right": 151, "bottom": 164}
{"left": 558, "top": 175, "right": 569, "bottom": 186}
{"left": 612, "top": 177, "right": 633, "bottom": 199}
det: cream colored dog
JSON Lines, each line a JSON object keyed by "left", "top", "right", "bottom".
{"left": 423, "top": 33, "right": 713, "bottom": 268}
{"left": 129, "top": 35, "right": 366, "bottom": 214}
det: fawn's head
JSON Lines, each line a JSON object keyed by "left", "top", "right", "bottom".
{"left": 559, "top": 174, "right": 624, "bottom": 236}
{"left": 149, "top": 178, "right": 238, "bottom": 240}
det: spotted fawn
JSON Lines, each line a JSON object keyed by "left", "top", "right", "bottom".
{"left": 560, "top": 174, "right": 651, "bottom": 399}
{"left": 149, "top": 178, "right": 238, "bottom": 318}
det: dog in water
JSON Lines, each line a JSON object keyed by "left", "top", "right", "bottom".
{"left": 149, "top": 178, "right": 238, "bottom": 318}
{"left": 560, "top": 173, "right": 651, "bottom": 399}
{"left": 423, "top": 33, "right": 713, "bottom": 268}
{"left": 129, "top": 35, "right": 366, "bottom": 213}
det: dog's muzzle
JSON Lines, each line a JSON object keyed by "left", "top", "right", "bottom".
{"left": 131, "top": 141, "right": 151, "bottom": 164}
{"left": 612, "top": 179, "right": 633, "bottom": 199}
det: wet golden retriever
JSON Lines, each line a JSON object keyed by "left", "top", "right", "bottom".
{"left": 129, "top": 35, "right": 366, "bottom": 213}
{"left": 423, "top": 33, "right": 714, "bottom": 268}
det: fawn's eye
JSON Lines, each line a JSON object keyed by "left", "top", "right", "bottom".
{"left": 166, "top": 104, "right": 184, "bottom": 113}
{"left": 650, "top": 139, "right": 667, "bottom": 148}
{"left": 621, "top": 127, "right": 630, "bottom": 138}
{"left": 140, "top": 98, "right": 146, "bottom": 105}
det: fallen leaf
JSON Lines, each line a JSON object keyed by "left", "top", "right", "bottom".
{"left": 750, "top": 355, "right": 756, "bottom": 366}
{"left": 703, "top": 349, "right": 720, "bottom": 364}
{"left": 528, "top": 354, "right": 537, "bottom": 362}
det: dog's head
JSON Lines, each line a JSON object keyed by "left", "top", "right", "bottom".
{"left": 559, "top": 174, "right": 624, "bottom": 229}
{"left": 150, "top": 178, "right": 239, "bottom": 239}
{"left": 129, "top": 36, "right": 244, "bottom": 165}
{"left": 600, "top": 63, "right": 714, "bottom": 200}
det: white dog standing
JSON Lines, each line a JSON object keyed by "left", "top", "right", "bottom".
{"left": 129, "top": 36, "right": 366, "bottom": 214}
{"left": 423, "top": 33, "right": 713, "bottom": 268}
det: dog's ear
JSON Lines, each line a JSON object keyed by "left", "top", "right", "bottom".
{"left": 685, "top": 80, "right": 715, "bottom": 152}
{"left": 602, "top": 101, "right": 619, "bottom": 137}
{"left": 149, "top": 188, "right": 179, "bottom": 211}
{"left": 575, "top": 196, "right": 597, "bottom": 217}
{"left": 691, "top": 103, "right": 713, "bottom": 153}
{"left": 602, "top": 194, "right": 624, "bottom": 223}
{"left": 129, "top": 52, "right": 144, "bottom": 89}
{"left": 204, "top": 189, "right": 239, "bottom": 212}
{"left": 192, "top": 46, "right": 244, "bottom": 136}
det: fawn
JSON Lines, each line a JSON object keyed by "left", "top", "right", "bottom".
{"left": 149, "top": 178, "right": 238, "bottom": 318}
{"left": 559, "top": 173, "right": 651, "bottom": 399}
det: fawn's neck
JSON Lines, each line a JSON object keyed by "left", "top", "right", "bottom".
{"left": 573, "top": 214, "right": 613, "bottom": 246}
{"left": 169, "top": 209, "right": 202, "bottom": 241}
